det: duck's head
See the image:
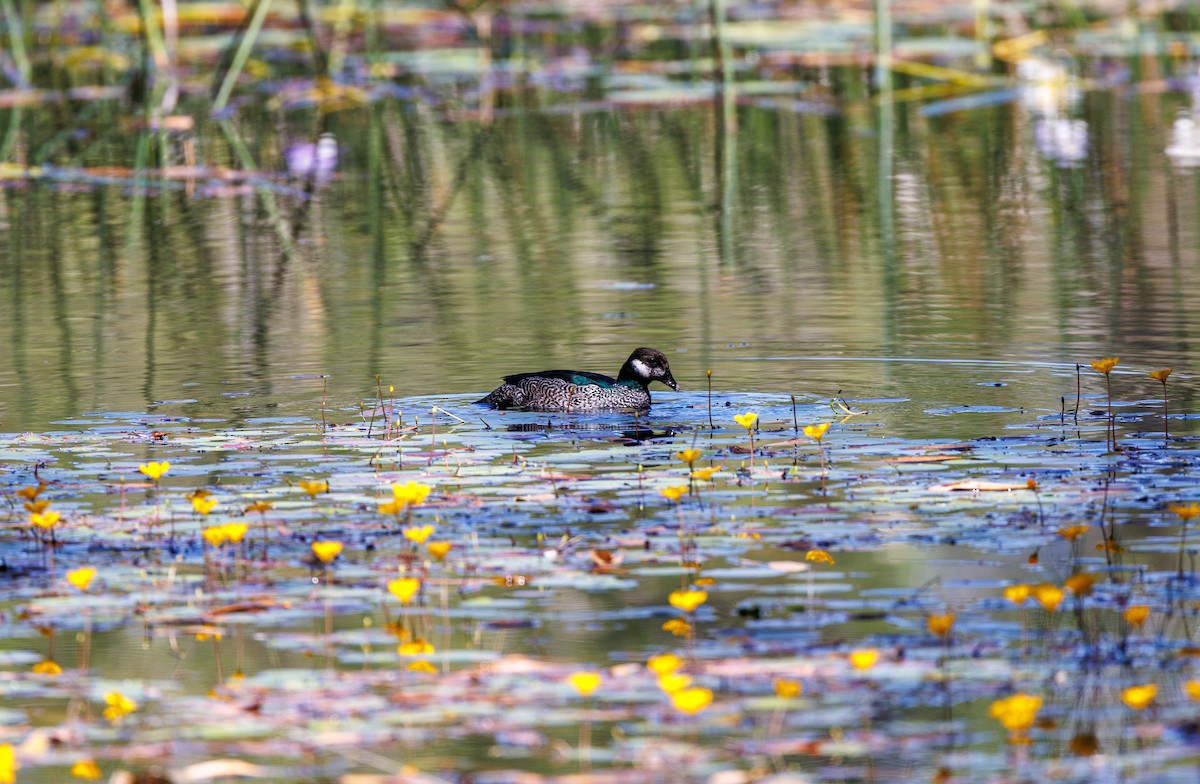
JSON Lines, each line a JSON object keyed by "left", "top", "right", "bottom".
{"left": 620, "top": 347, "right": 680, "bottom": 391}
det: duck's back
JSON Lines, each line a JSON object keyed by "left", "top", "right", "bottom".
{"left": 479, "top": 369, "right": 649, "bottom": 412}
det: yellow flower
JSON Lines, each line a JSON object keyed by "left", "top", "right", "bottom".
{"left": 567, "top": 672, "right": 602, "bottom": 697}
{"left": 139, "top": 461, "right": 170, "bottom": 481}
{"left": 71, "top": 759, "right": 102, "bottom": 780}
{"left": 102, "top": 691, "right": 137, "bottom": 722}
{"left": 1003, "top": 584, "right": 1031, "bottom": 605}
{"left": 191, "top": 495, "right": 218, "bottom": 515}
{"left": 427, "top": 541, "right": 452, "bottom": 560}
{"left": 1169, "top": 503, "right": 1200, "bottom": 522}
{"left": 1057, "top": 524, "right": 1089, "bottom": 541}
{"left": 407, "top": 659, "right": 437, "bottom": 674}
{"left": 774, "top": 679, "right": 802, "bottom": 699}
{"left": 1121, "top": 683, "right": 1157, "bottom": 711}
{"left": 32, "top": 659, "right": 62, "bottom": 676}
{"left": 670, "top": 686, "right": 713, "bottom": 715}
{"left": 202, "top": 526, "right": 227, "bottom": 548}
{"left": 1064, "top": 573, "right": 1097, "bottom": 596}
{"left": 647, "top": 653, "right": 683, "bottom": 675}
{"left": 0, "top": 744, "right": 16, "bottom": 784}
{"left": 803, "top": 422, "right": 830, "bottom": 442}
{"left": 989, "top": 693, "right": 1042, "bottom": 734}
{"left": 849, "top": 648, "right": 879, "bottom": 671}
{"left": 1090, "top": 357, "right": 1119, "bottom": 376}
{"left": 1150, "top": 368, "right": 1173, "bottom": 383}
{"left": 805, "top": 549, "right": 835, "bottom": 565}
{"left": 676, "top": 448, "right": 702, "bottom": 464}
{"left": 387, "top": 577, "right": 421, "bottom": 604}
{"left": 398, "top": 638, "right": 435, "bottom": 656}
{"left": 1124, "top": 605, "right": 1150, "bottom": 628}
{"left": 733, "top": 411, "right": 758, "bottom": 430}
{"left": 669, "top": 589, "right": 708, "bottom": 613}
{"left": 245, "top": 500, "right": 273, "bottom": 514}
{"left": 391, "top": 481, "right": 432, "bottom": 507}
{"left": 660, "top": 485, "right": 688, "bottom": 501}
{"left": 17, "top": 483, "right": 44, "bottom": 501}
{"left": 311, "top": 540, "right": 343, "bottom": 564}
{"left": 1185, "top": 680, "right": 1200, "bottom": 701}
{"left": 24, "top": 498, "right": 50, "bottom": 514}
{"left": 30, "top": 510, "right": 61, "bottom": 529}
{"left": 222, "top": 523, "right": 248, "bottom": 544}
{"left": 298, "top": 479, "right": 329, "bottom": 497}
{"left": 691, "top": 466, "right": 720, "bottom": 481}
{"left": 1033, "top": 583, "right": 1063, "bottom": 612}
{"left": 662, "top": 619, "right": 692, "bottom": 637}
{"left": 403, "top": 525, "right": 435, "bottom": 544}
{"left": 66, "top": 566, "right": 97, "bottom": 592}
{"left": 927, "top": 614, "right": 955, "bottom": 638}
{"left": 658, "top": 672, "right": 692, "bottom": 693}
{"left": 379, "top": 500, "right": 403, "bottom": 515}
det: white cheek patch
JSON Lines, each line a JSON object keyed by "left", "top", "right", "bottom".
{"left": 631, "top": 359, "right": 651, "bottom": 377}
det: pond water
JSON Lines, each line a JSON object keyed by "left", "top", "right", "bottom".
{"left": 5, "top": 5, "right": 1200, "bottom": 782}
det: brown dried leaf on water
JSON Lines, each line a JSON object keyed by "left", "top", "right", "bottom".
{"left": 928, "top": 480, "right": 1031, "bottom": 492}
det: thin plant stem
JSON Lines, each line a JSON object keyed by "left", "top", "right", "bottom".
{"left": 212, "top": 0, "right": 273, "bottom": 113}
{"left": 707, "top": 370, "right": 714, "bottom": 429}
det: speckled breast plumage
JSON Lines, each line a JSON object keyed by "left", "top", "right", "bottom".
{"left": 480, "top": 376, "right": 650, "bottom": 412}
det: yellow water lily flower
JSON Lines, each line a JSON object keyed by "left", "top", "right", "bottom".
{"left": 391, "top": 480, "right": 432, "bottom": 507}
{"left": 30, "top": 510, "right": 61, "bottom": 529}
{"left": 803, "top": 422, "right": 830, "bottom": 442}
{"left": 70, "top": 758, "right": 101, "bottom": 780}
{"left": 660, "top": 485, "right": 688, "bottom": 501}
{"left": 426, "top": 541, "right": 452, "bottom": 560}
{"left": 407, "top": 659, "right": 437, "bottom": 674}
{"left": 647, "top": 653, "right": 683, "bottom": 675}
{"left": 805, "top": 549, "right": 835, "bottom": 565}
{"left": 733, "top": 411, "right": 758, "bottom": 430}
{"left": 849, "top": 648, "right": 879, "bottom": 671}
{"left": 222, "top": 523, "right": 248, "bottom": 544}
{"left": 1121, "top": 683, "right": 1157, "bottom": 710}
{"left": 24, "top": 498, "right": 50, "bottom": 514}
{"left": 202, "top": 526, "right": 227, "bottom": 548}
{"left": 1150, "top": 368, "right": 1172, "bottom": 383}
{"left": 676, "top": 448, "right": 702, "bottom": 464}
{"left": 66, "top": 566, "right": 97, "bottom": 592}
{"left": 32, "top": 659, "right": 62, "bottom": 676}
{"left": 1124, "top": 605, "right": 1150, "bottom": 628}
{"left": 398, "top": 638, "right": 435, "bottom": 656}
{"left": 1057, "top": 524, "right": 1089, "bottom": 541}
{"left": 1003, "top": 584, "right": 1031, "bottom": 605}
{"left": 245, "top": 500, "right": 273, "bottom": 514}
{"left": 139, "top": 461, "right": 170, "bottom": 481}
{"left": 311, "top": 541, "right": 343, "bottom": 564}
{"left": 668, "top": 589, "right": 707, "bottom": 613}
{"left": 774, "top": 679, "right": 802, "bottom": 699}
{"left": 17, "top": 483, "right": 44, "bottom": 501}
{"left": 387, "top": 577, "right": 421, "bottom": 604}
{"left": 403, "top": 525, "right": 435, "bottom": 544}
{"left": 691, "top": 465, "right": 721, "bottom": 481}
{"left": 298, "top": 479, "right": 329, "bottom": 497}
{"left": 989, "top": 693, "right": 1042, "bottom": 737}
{"left": 657, "top": 672, "right": 692, "bottom": 693}
{"left": 1033, "top": 583, "right": 1063, "bottom": 612}
{"left": 0, "top": 744, "right": 16, "bottom": 784}
{"left": 1090, "top": 357, "right": 1119, "bottom": 376}
{"left": 927, "top": 613, "right": 955, "bottom": 638}
{"left": 670, "top": 686, "right": 713, "bottom": 715}
{"left": 662, "top": 619, "right": 692, "bottom": 637}
{"left": 567, "top": 672, "right": 602, "bottom": 697}
{"left": 102, "top": 691, "right": 137, "bottom": 722}
{"left": 1185, "top": 680, "right": 1200, "bottom": 701}
{"left": 191, "top": 495, "right": 218, "bottom": 515}
{"left": 1170, "top": 503, "right": 1200, "bottom": 521}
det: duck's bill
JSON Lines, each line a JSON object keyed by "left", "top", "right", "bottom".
{"left": 664, "top": 376, "right": 680, "bottom": 392}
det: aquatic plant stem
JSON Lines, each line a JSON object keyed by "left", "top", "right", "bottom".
{"left": 1074, "top": 363, "right": 1081, "bottom": 424}
{"left": 212, "top": 0, "right": 273, "bottom": 114}
{"left": 0, "top": 0, "right": 31, "bottom": 85}
{"left": 1106, "top": 374, "right": 1114, "bottom": 452}
{"left": 707, "top": 370, "right": 714, "bottom": 429}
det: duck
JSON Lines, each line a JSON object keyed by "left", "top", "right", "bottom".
{"left": 477, "top": 347, "right": 680, "bottom": 412}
